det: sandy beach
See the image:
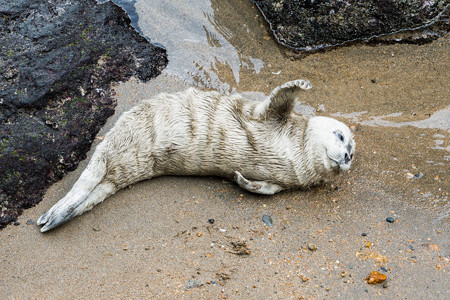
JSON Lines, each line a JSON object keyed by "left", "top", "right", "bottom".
{"left": 1, "top": 0, "right": 448, "bottom": 298}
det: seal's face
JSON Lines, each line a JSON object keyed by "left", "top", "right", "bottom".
{"left": 308, "top": 116, "right": 356, "bottom": 173}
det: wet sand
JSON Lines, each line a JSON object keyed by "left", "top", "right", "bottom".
{"left": 1, "top": 0, "right": 448, "bottom": 298}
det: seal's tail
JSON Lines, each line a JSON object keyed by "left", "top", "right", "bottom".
{"left": 37, "top": 149, "right": 111, "bottom": 232}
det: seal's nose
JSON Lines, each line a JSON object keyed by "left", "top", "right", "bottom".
{"left": 344, "top": 153, "right": 351, "bottom": 164}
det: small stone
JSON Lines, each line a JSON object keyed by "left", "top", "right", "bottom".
{"left": 362, "top": 232, "right": 367, "bottom": 236}
{"left": 14, "top": 222, "right": 20, "bottom": 226}
{"left": 26, "top": 219, "right": 35, "bottom": 225}
{"left": 262, "top": 215, "right": 273, "bottom": 227}
{"left": 308, "top": 244, "right": 317, "bottom": 251}
{"left": 365, "top": 241, "right": 372, "bottom": 248}
{"left": 380, "top": 266, "right": 388, "bottom": 272}
{"left": 349, "top": 125, "right": 356, "bottom": 132}
{"left": 185, "top": 279, "right": 203, "bottom": 290}
{"left": 366, "top": 271, "right": 387, "bottom": 284}
{"left": 197, "top": 232, "right": 203, "bottom": 237}
{"left": 406, "top": 172, "right": 415, "bottom": 179}
{"left": 300, "top": 275, "right": 309, "bottom": 282}
{"left": 208, "top": 219, "right": 215, "bottom": 224}
{"left": 386, "top": 217, "right": 395, "bottom": 223}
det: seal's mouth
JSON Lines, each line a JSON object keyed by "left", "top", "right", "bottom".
{"left": 327, "top": 154, "right": 350, "bottom": 173}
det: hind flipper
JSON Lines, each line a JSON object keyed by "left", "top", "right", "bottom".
{"left": 39, "top": 181, "right": 116, "bottom": 232}
{"left": 38, "top": 149, "right": 108, "bottom": 232}
{"left": 254, "top": 79, "right": 312, "bottom": 119}
{"left": 234, "top": 171, "right": 283, "bottom": 195}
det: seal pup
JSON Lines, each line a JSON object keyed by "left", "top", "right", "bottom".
{"left": 37, "top": 79, "right": 355, "bottom": 232}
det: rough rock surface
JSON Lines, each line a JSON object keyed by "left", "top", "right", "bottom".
{"left": 251, "top": 0, "right": 449, "bottom": 50}
{"left": 0, "top": 0, "right": 167, "bottom": 228}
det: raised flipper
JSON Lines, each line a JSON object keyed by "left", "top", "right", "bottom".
{"left": 234, "top": 171, "right": 283, "bottom": 195}
{"left": 254, "top": 79, "right": 312, "bottom": 120}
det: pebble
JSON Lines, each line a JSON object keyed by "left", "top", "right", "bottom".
{"left": 308, "top": 244, "right": 318, "bottom": 251}
{"left": 386, "top": 217, "right": 395, "bottom": 223}
{"left": 208, "top": 219, "right": 215, "bottom": 224}
{"left": 362, "top": 232, "right": 367, "bottom": 236}
{"left": 380, "top": 266, "right": 388, "bottom": 272}
{"left": 14, "top": 222, "right": 20, "bottom": 226}
{"left": 406, "top": 172, "right": 415, "bottom": 179}
{"left": 185, "top": 279, "right": 203, "bottom": 290}
{"left": 366, "top": 271, "right": 387, "bottom": 284}
{"left": 406, "top": 172, "right": 424, "bottom": 179}
{"left": 262, "top": 215, "right": 273, "bottom": 227}
{"left": 26, "top": 219, "right": 35, "bottom": 225}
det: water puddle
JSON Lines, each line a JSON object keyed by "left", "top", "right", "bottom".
{"left": 103, "top": 0, "right": 263, "bottom": 93}
{"left": 333, "top": 106, "right": 450, "bottom": 133}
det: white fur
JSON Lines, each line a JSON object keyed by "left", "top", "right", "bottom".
{"left": 37, "top": 79, "right": 355, "bottom": 232}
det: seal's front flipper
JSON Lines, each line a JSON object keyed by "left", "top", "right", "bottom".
{"left": 234, "top": 171, "right": 283, "bottom": 195}
{"left": 254, "top": 79, "right": 312, "bottom": 120}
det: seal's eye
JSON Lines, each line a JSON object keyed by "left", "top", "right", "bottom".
{"left": 337, "top": 133, "right": 344, "bottom": 142}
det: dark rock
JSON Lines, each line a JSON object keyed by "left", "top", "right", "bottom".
{"left": 386, "top": 217, "right": 395, "bottom": 223}
{"left": 380, "top": 266, "right": 388, "bottom": 272}
{"left": 262, "top": 214, "right": 273, "bottom": 227}
{"left": 0, "top": 0, "right": 167, "bottom": 229}
{"left": 26, "top": 219, "right": 34, "bottom": 225}
{"left": 362, "top": 232, "right": 367, "bottom": 236}
{"left": 208, "top": 218, "right": 215, "bottom": 224}
{"left": 251, "top": 0, "right": 449, "bottom": 51}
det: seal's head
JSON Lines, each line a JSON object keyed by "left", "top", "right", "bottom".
{"left": 307, "top": 116, "right": 356, "bottom": 173}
